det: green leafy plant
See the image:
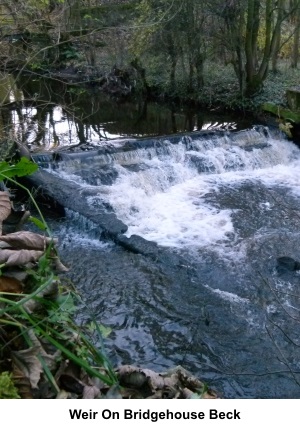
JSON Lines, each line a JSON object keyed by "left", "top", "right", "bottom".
{"left": 0, "top": 158, "right": 118, "bottom": 397}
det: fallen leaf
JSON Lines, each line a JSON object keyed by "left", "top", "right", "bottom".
{"left": 82, "top": 385, "right": 100, "bottom": 399}
{"left": 0, "top": 276, "right": 23, "bottom": 293}
{"left": 0, "top": 249, "right": 44, "bottom": 266}
{"left": 27, "top": 330, "right": 61, "bottom": 371}
{"left": 53, "top": 256, "right": 69, "bottom": 272}
{"left": 117, "top": 365, "right": 220, "bottom": 399}
{"left": 12, "top": 363, "right": 33, "bottom": 399}
{"left": 0, "top": 191, "right": 11, "bottom": 234}
{"left": 0, "top": 231, "right": 56, "bottom": 250}
{"left": 12, "top": 347, "right": 43, "bottom": 389}
{"left": 3, "top": 270, "right": 28, "bottom": 282}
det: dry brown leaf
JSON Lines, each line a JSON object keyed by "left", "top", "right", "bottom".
{"left": 0, "top": 276, "right": 23, "bottom": 293}
{"left": 12, "top": 329, "right": 61, "bottom": 391}
{"left": 117, "top": 365, "right": 219, "bottom": 399}
{"left": 0, "top": 231, "right": 56, "bottom": 250}
{"left": 27, "top": 330, "right": 61, "bottom": 371}
{"left": 0, "top": 191, "right": 11, "bottom": 234}
{"left": 118, "top": 365, "right": 164, "bottom": 390}
{"left": 23, "top": 280, "right": 59, "bottom": 313}
{"left": 4, "top": 270, "right": 29, "bottom": 282}
{"left": 12, "top": 347, "right": 43, "bottom": 389}
{"left": 202, "top": 391, "right": 218, "bottom": 399}
{"left": 82, "top": 385, "right": 100, "bottom": 399}
{"left": 53, "top": 256, "right": 69, "bottom": 272}
{"left": 0, "top": 249, "right": 44, "bottom": 266}
{"left": 12, "top": 363, "right": 33, "bottom": 399}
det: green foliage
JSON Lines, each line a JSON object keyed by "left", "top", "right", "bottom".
{"left": 0, "top": 157, "right": 38, "bottom": 181}
{"left": 189, "top": 382, "right": 209, "bottom": 399}
{"left": 60, "top": 46, "right": 80, "bottom": 61}
{"left": 0, "top": 160, "right": 118, "bottom": 395}
{"left": 0, "top": 372, "right": 20, "bottom": 399}
{"left": 0, "top": 158, "right": 50, "bottom": 236}
{"left": 29, "top": 216, "right": 47, "bottom": 231}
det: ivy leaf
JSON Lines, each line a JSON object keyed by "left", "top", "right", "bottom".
{"left": 0, "top": 157, "right": 38, "bottom": 181}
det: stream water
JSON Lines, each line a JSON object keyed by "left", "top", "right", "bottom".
{"left": 3, "top": 74, "right": 300, "bottom": 398}
{"left": 41, "top": 127, "right": 300, "bottom": 399}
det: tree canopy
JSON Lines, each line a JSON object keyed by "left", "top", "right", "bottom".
{"left": 0, "top": 0, "right": 300, "bottom": 98}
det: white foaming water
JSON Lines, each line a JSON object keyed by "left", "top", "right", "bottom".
{"left": 90, "top": 172, "right": 235, "bottom": 248}
{"left": 51, "top": 129, "right": 300, "bottom": 250}
{"left": 57, "top": 209, "right": 112, "bottom": 249}
{"left": 203, "top": 284, "right": 250, "bottom": 304}
{"left": 91, "top": 135, "right": 300, "bottom": 249}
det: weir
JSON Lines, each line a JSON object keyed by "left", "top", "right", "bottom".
{"left": 30, "top": 125, "right": 299, "bottom": 250}
{"left": 29, "top": 126, "right": 300, "bottom": 398}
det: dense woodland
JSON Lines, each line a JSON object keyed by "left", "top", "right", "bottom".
{"left": 0, "top": 0, "right": 300, "bottom": 107}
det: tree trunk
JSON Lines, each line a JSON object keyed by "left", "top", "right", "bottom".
{"left": 291, "top": 4, "right": 300, "bottom": 68}
{"left": 170, "top": 55, "right": 177, "bottom": 94}
{"left": 245, "top": 0, "right": 285, "bottom": 96}
{"left": 272, "top": 2, "right": 284, "bottom": 72}
{"left": 245, "top": 0, "right": 260, "bottom": 86}
{"left": 195, "top": 54, "right": 204, "bottom": 92}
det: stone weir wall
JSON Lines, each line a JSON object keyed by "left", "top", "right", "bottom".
{"left": 28, "top": 125, "right": 274, "bottom": 263}
{"left": 27, "top": 169, "right": 182, "bottom": 268}
{"left": 31, "top": 125, "right": 271, "bottom": 169}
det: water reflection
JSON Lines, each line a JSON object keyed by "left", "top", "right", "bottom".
{"left": 0, "top": 73, "right": 253, "bottom": 152}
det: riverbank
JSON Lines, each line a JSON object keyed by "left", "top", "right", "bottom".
{"left": 17, "top": 60, "right": 300, "bottom": 107}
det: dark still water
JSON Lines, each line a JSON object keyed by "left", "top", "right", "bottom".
{"left": 0, "top": 73, "right": 254, "bottom": 151}
{"left": 4, "top": 73, "right": 300, "bottom": 398}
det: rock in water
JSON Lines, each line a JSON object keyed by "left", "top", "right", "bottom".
{"left": 276, "top": 256, "right": 300, "bottom": 274}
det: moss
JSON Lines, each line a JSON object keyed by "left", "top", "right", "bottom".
{"left": 0, "top": 372, "right": 20, "bottom": 399}
{"left": 262, "top": 102, "right": 300, "bottom": 123}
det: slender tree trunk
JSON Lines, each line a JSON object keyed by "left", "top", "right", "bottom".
{"left": 170, "top": 55, "right": 177, "bottom": 94}
{"left": 195, "top": 53, "right": 204, "bottom": 92}
{"left": 272, "top": 1, "right": 284, "bottom": 72}
{"left": 245, "top": 0, "right": 285, "bottom": 96}
{"left": 245, "top": 0, "right": 260, "bottom": 85}
{"left": 166, "top": 31, "right": 178, "bottom": 94}
{"left": 188, "top": 56, "right": 194, "bottom": 94}
{"left": 291, "top": 3, "right": 300, "bottom": 68}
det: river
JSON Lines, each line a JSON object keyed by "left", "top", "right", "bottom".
{"left": 2, "top": 73, "right": 300, "bottom": 398}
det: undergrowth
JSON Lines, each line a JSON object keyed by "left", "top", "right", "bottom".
{"left": 143, "top": 59, "right": 300, "bottom": 111}
{"left": 0, "top": 158, "right": 118, "bottom": 398}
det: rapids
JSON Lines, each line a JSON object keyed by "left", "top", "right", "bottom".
{"left": 33, "top": 126, "right": 300, "bottom": 398}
